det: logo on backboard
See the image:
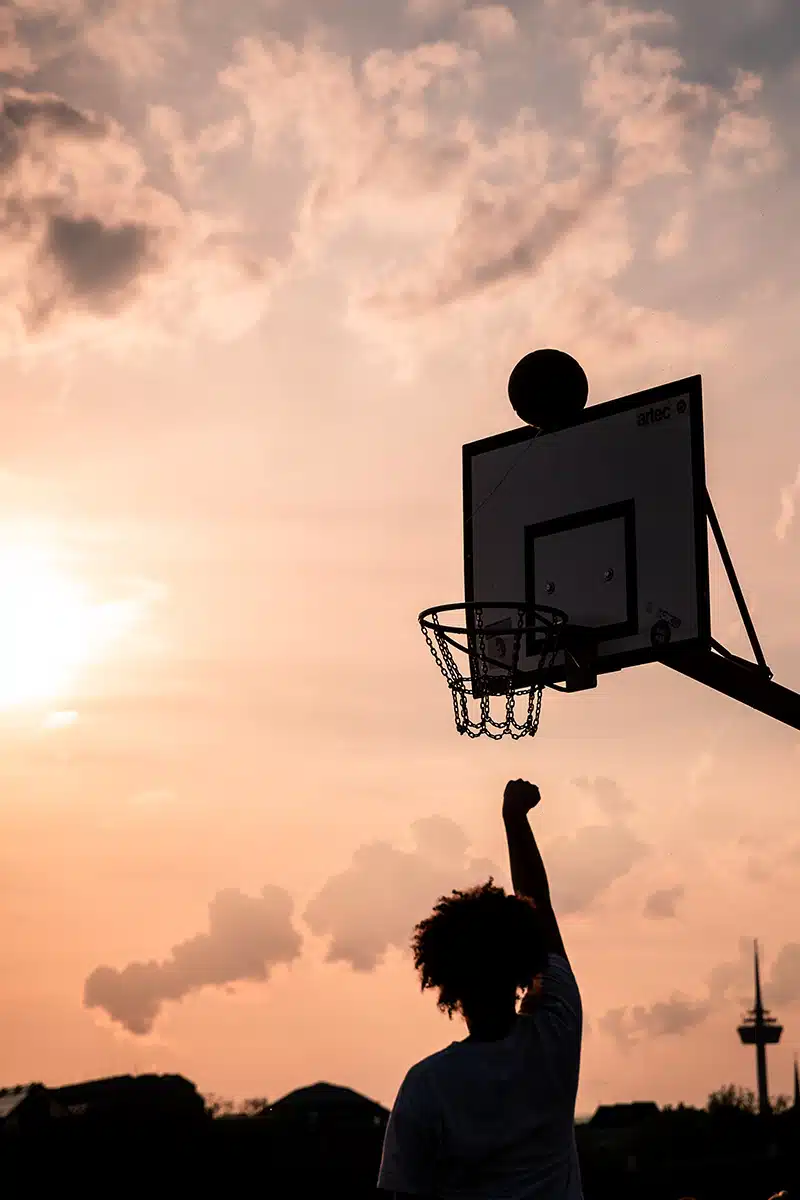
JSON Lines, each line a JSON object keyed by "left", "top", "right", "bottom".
{"left": 637, "top": 397, "right": 688, "bottom": 426}
{"left": 637, "top": 405, "right": 671, "bottom": 427}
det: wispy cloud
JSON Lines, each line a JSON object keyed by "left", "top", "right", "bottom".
{"left": 0, "top": 7, "right": 36, "bottom": 76}
{"left": 84, "top": 0, "right": 184, "bottom": 78}
{"left": 601, "top": 936, "right": 800, "bottom": 1051}
{"left": 599, "top": 993, "right": 711, "bottom": 1050}
{"left": 766, "top": 942, "right": 800, "bottom": 1007}
{"left": 148, "top": 105, "right": 244, "bottom": 192}
{"left": 775, "top": 464, "right": 800, "bottom": 541}
{"left": 459, "top": 6, "right": 518, "bottom": 46}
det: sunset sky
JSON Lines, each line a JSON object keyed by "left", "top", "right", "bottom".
{"left": 0, "top": 0, "right": 799, "bottom": 1119}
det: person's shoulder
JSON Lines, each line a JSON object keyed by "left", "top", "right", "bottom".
{"left": 398, "top": 1045, "right": 455, "bottom": 1093}
{"left": 407, "top": 1041, "right": 461, "bottom": 1079}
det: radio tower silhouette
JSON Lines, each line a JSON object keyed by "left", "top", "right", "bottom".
{"left": 737, "top": 940, "right": 782, "bottom": 1117}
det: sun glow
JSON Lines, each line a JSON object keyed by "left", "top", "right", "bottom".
{"left": 0, "top": 542, "right": 140, "bottom": 708}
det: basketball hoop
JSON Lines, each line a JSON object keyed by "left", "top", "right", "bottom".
{"left": 418, "top": 602, "right": 567, "bottom": 739}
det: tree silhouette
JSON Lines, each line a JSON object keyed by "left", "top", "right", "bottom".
{"left": 204, "top": 1094, "right": 234, "bottom": 1117}
{"left": 202, "top": 1094, "right": 269, "bottom": 1117}
{"left": 707, "top": 1084, "right": 757, "bottom": 1114}
{"left": 707, "top": 1084, "right": 791, "bottom": 1115}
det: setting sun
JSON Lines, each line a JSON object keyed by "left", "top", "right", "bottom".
{"left": 0, "top": 543, "right": 137, "bottom": 708}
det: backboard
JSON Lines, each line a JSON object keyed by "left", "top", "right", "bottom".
{"left": 463, "top": 375, "right": 710, "bottom": 689}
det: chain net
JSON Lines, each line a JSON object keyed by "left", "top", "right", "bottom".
{"left": 419, "top": 603, "right": 566, "bottom": 739}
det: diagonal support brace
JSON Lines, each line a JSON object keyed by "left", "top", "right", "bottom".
{"left": 705, "top": 489, "right": 771, "bottom": 677}
{"left": 661, "top": 490, "right": 800, "bottom": 730}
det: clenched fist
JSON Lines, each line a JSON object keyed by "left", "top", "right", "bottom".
{"left": 503, "top": 779, "right": 541, "bottom": 818}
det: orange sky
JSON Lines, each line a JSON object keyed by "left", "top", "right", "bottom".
{"left": 0, "top": 0, "right": 798, "bottom": 1117}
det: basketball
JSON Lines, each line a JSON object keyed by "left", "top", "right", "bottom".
{"left": 507, "top": 349, "right": 589, "bottom": 431}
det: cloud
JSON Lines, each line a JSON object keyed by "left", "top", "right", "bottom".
{"left": 599, "top": 993, "right": 712, "bottom": 1050}
{"left": 740, "top": 829, "right": 800, "bottom": 887}
{"left": 367, "top": 163, "right": 615, "bottom": 315}
{"left": 709, "top": 108, "right": 780, "bottom": 182}
{"left": 643, "top": 885, "right": 685, "bottom": 919}
{"left": 148, "top": 105, "right": 244, "bottom": 191}
{"left": 11, "top": 0, "right": 787, "bottom": 366}
{"left": 775, "top": 464, "right": 800, "bottom": 542}
{"left": 0, "top": 89, "right": 160, "bottom": 329}
{"left": 546, "top": 822, "right": 649, "bottom": 914}
{"left": 303, "top": 816, "right": 497, "bottom": 971}
{"left": 601, "top": 936, "right": 800, "bottom": 1051}
{"left": 0, "top": 8, "right": 36, "bottom": 76}
{"left": 357, "top": 2, "right": 779, "bottom": 327}
{"left": 407, "top": 0, "right": 466, "bottom": 23}
{"left": 572, "top": 776, "right": 635, "bottom": 817}
{"left": 10, "top": 0, "right": 184, "bottom": 78}
{"left": 459, "top": 6, "right": 517, "bottom": 45}
{"left": 220, "top": 32, "right": 479, "bottom": 251}
{"left": 654, "top": 207, "right": 689, "bottom": 259}
{"left": 84, "top": 886, "right": 303, "bottom": 1034}
{"left": 707, "top": 937, "right": 800, "bottom": 1010}
{"left": 202, "top": 0, "right": 785, "bottom": 387}
{"left": 0, "top": 87, "right": 273, "bottom": 351}
{"left": 83, "top": 0, "right": 183, "bottom": 78}
{"left": 578, "top": 31, "right": 711, "bottom": 186}
{"left": 764, "top": 943, "right": 800, "bottom": 1008}
{"left": 707, "top": 935, "right": 755, "bottom": 1006}
{"left": 411, "top": 813, "right": 471, "bottom": 863}
{"left": 43, "top": 214, "right": 159, "bottom": 312}
{"left": 620, "top": 0, "right": 800, "bottom": 82}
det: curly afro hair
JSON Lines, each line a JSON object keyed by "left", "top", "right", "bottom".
{"left": 411, "top": 879, "right": 549, "bottom": 1018}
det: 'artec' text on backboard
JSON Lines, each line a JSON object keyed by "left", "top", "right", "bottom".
{"left": 636, "top": 404, "right": 674, "bottom": 426}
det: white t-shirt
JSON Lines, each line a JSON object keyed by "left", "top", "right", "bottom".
{"left": 378, "top": 954, "right": 583, "bottom": 1199}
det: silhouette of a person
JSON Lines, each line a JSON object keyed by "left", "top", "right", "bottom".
{"left": 377, "top": 779, "right": 583, "bottom": 1199}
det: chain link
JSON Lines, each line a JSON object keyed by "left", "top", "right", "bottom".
{"left": 420, "top": 604, "right": 564, "bottom": 740}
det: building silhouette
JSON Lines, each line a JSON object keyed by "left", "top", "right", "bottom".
{"left": 737, "top": 940, "right": 783, "bottom": 1117}
{"left": 0, "top": 1073, "right": 206, "bottom": 1141}
{"left": 267, "top": 1081, "right": 388, "bottom": 1132}
{"left": 0, "top": 1084, "right": 53, "bottom": 1138}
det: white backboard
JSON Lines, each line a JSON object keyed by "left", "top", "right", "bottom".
{"left": 463, "top": 375, "right": 710, "bottom": 687}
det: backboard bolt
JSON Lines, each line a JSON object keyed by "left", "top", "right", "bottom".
{"left": 545, "top": 581, "right": 556, "bottom": 594}
{"left": 604, "top": 568, "right": 615, "bottom": 582}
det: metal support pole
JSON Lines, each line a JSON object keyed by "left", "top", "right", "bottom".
{"left": 705, "top": 490, "right": 771, "bottom": 676}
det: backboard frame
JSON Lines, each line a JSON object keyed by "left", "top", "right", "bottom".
{"left": 463, "top": 374, "right": 711, "bottom": 690}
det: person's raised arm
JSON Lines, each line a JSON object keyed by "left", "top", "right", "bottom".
{"left": 502, "top": 779, "right": 567, "bottom": 962}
